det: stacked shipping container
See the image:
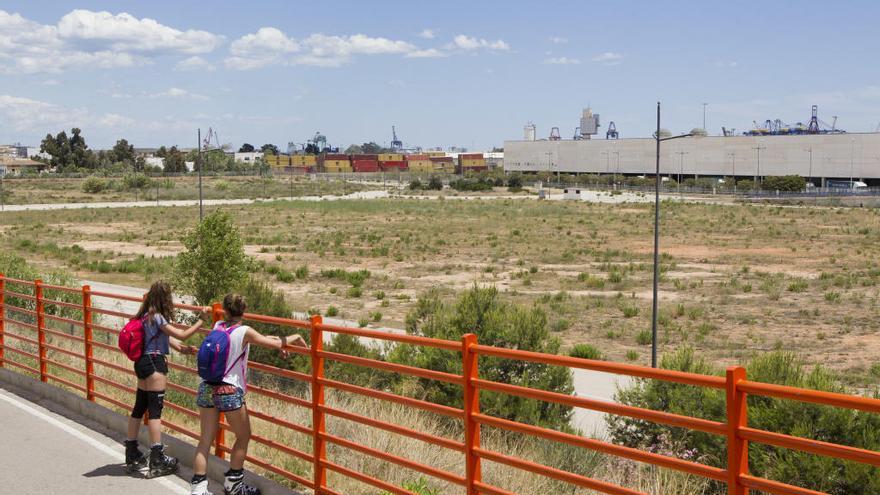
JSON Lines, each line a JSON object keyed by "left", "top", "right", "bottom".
{"left": 321, "top": 153, "right": 352, "bottom": 173}
{"left": 351, "top": 154, "right": 380, "bottom": 173}
{"left": 405, "top": 154, "right": 432, "bottom": 173}
{"left": 458, "top": 153, "right": 488, "bottom": 173}
{"left": 429, "top": 156, "right": 456, "bottom": 174}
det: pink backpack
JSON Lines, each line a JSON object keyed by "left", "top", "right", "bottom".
{"left": 118, "top": 317, "right": 155, "bottom": 361}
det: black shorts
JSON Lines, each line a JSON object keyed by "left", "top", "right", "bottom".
{"left": 134, "top": 353, "right": 168, "bottom": 380}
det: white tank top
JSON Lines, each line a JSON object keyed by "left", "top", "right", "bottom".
{"left": 216, "top": 322, "right": 250, "bottom": 392}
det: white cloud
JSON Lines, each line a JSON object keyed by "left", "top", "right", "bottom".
{"left": 543, "top": 56, "right": 580, "bottom": 65}
{"left": 405, "top": 48, "right": 447, "bottom": 58}
{"left": 0, "top": 94, "right": 131, "bottom": 132}
{"left": 57, "top": 10, "right": 222, "bottom": 54}
{"left": 419, "top": 29, "right": 435, "bottom": 39}
{"left": 591, "top": 52, "right": 624, "bottom": 65}
{"left": 549, "top": 36, "right": 567, "bottom": 44}
{"left": 0, "top": 9, "right": 223, "bottom": 74}
{"left": 175, "top": 55, "right": 214, "bottom": 71}
{"left": 713, "top": 60, "right": 738, "bottom": 68}
{"left": 150, "top": 87, "right": 209, "bottom": 100}
{"left": 450, "top": 34, "right": 510, "bottom": 51}
{"left": 225, "top": 28, "right": 422, "bottom": 68}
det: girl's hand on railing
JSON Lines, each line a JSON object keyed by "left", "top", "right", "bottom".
{"left": 198, "top": 307, "right": 212, "bottom": 322}
{"left": 179, "top": 345, "right": 198, "bottom": 356}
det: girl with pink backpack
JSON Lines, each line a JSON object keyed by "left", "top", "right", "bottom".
{"left": 124, "top": 281, "right": 210, "bottom": 477}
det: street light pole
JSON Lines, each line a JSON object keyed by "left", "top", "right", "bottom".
{"left": 197, "top": 128, "right": 204, "bottom": 221}
{"left": 805, "top": 146, "right": 813, "bottom": 186}
{"left": 651, "top": 102, "right": 695, "bottom": 369}
{"left": 753, "top": 142, "right": 766, "bottom": 186}
{"left": 702, "top": 102, "right": 708, "bottom": 132}
{"left": 676, "top": 150, "right": 689, "bottom": 197}
{"left": 728, "top": 151, "right": 737, "bottom": 195}
{"left": 850, "top": 138, "right": 855, "bottom": 190}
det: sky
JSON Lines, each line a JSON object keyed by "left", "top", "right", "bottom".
{"left": 0, "top": 1, "right": 879, "bottom": 151}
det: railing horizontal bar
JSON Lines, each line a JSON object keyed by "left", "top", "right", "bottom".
{"left": 319, "top": 350, "right": 463, "bottom": 385}
{"left": 320, "top": 459, "right": 415, "bottom": 495}
{"left": 43, "top": 314, "right": 85, "bottom": 329}
{"left": 3, "top": 304, "right": 36, "bottom": 316}
{"left": 92, "top": 390, "right": 135, "bottom": 413}
{"left": 162, "top": 399, "right": 200, "bottom": 419}
{"left": 164, "top": 381, "right": 197, "bottom": 397}
{"left": 44, "top": 342, "right": 85, "bottom": 360}
{"left": 161, "top": 417, "right": 202, "bottom": 442}
{"left": 243, "top": 451, "right": 315, "bottom": 489}
{"left": 475, "top": 448, "right": 647, "bottom": 495}
{"left": 91, "top": 340, "right": 122, "bottom": 354}
{"left": 92, "top": 374, "right": 136, "bottom": 394}
{"left": 45, "top": 372, "right": 87, "bottom": 393}
{"left": 248, "top": 360, "right": 311, "bottom": 382}
{"left": 3, "top": 277, "right": 35, "bottom": 286}
{"left": 249, "top": 432, "right": 315, "bottom": 463}
{"left": 247, "top": 383, "right": 312, "bottom": 409}
{"left": 474, "top": 378, "right": 727, "bottom": 436}
{"left": 473, "top": 481, "right": 517, "bottom": 495}
{"left": 3, "top": 290, "right": 36, "bottom": 301}
{"left": 739, "top": 380, "right": 880, "bottom": 414}
{"left": 92, "top": 357, "right": 134, "bottom": 375}
{"left": 46, "top": 359, "right": 86, "bottom": 377}
{"left": 471, "top": 344, "right": 726, "bottom": 389}
{"left": 474, "top": 413, "right": 726, "bottom": 481}
{"left": 89, "top": 307, "right": 136, "bottom": 319}
{"left": 4, "top": 331, "right": 39, "bottom": 346}
{"left": 165, "top": 360, "right": 198, "bottom": 376}
{"left": 39, "top": 283, "right": 81, "bottom": 293}
{"left": 241, "top": 312, "right": 310, "bottom": 330}
{"left": 319, "top": 377, "right": 463, "bottom": 418}
{"left": 42, "top": 298, "right": 82, "bottom": 310}
{"left": 319, "top": 322, "right": 460, "bottom": 351}
{"left": 89, "top": 290, "right": 143, "bottom": 302}
{"left": 739, "top": 426, "right": 880, "bottom": 467}
{"left": 248, "top": 408, "right": 313, "bottom": 436}
{"left": 91, "top": 323, "right": 119, "bottom": 336}
{"left": 4, "top": 358, "right": 40, "bottom": 375}
{"left": 739, "top": 474, "right": 828, "bottom": 495}
{"left": 320, "top": 432, "right": 466, "bottom": 485}
{"left": 321, "top": 404, "right": 465, "bottom": 452}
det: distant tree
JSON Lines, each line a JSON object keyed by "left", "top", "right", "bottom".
{"left": 110, "top": 138, "right": 135, "bottom": 166}
{"left": 155, "top": 146, "right": 168, "bottom": 158}
{"left": 304, "top": 143, "right": 320, "bottom": 155}
{"left": 163, "top": 146, "right": 187, "bottom": 173}
{"left": 260, "top": 143, "right": 279, "bottom": 155}
{"left": 344, "top": 144, "right": 363, "bottom": 155}
{"left": 40, "top": 128, "right": 96, "bottom": 171}
{"left": 762, "top": 175, "right": 806, "bottom": 192}
{"left": 361, "top": 142, "right": 384, "bottom": 154}
{"left": 238, "top": 143, "right": 255, "bottom": 153}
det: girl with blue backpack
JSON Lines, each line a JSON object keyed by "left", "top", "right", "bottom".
{"left": 125, "top": 281, "right": 210, "bottom": 477}
{"left": 190, "top": 293, "right": 307, "bottom": 495}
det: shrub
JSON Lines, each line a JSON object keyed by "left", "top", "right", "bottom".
{"left": 608, "top": 348, "right": 880, "bottom": 495}
{"left": 294, "top": 265, "right": 309, "bottom": 279}
{"left": 762, "top": 175, "right": 807, "bottom": 192}
{"left": 392, "top": 286, "right": 574, "bottom": 430}
{"left": 122, "top": 173, "right": 150, "bottom": 190}
{"left": 507, "top": 174, "right": 523, "bottom": 192}
{"left": 625, "top": 350, "right": 638, "bottom": 361}
{"left": 325, "top": 306, "right": 339, "bottom": 317}
{"left": 174, "top": 211, "right": 250, "bottom": 305}
{"left": 82, "top": 176, "right": 108, "bottom": 193}
{"left": 636, "top": 330, "right": 652, "bottom": 345}
{"left": 275, "top": 270, "right": 295, "bottom": 283}
{"left": 347, "top": 286, "right": 362, "bottom": 298}
{"left": 371, "top": 311, "right": 383, "bottom": 322}
{"left": 621, "top": 305, "right": 640, "bottom": 318}
{"left": 409, "top": 178, "right": 423, "bottom": 190}
{"left": 570, "top": 344, "right": 603, "bottom": 360}
{"left": 426, "top": 176, "right": 443, "bottom": 190}
{"left": 788, "top": 278, "right": 809, "bottom": 293}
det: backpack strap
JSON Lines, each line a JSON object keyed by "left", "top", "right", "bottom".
{"left": 222, "top": 324, "right": 248, "bottom": 377}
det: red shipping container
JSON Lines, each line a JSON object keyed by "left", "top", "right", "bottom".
{"left": 429, "top": 156, "right": 454, "bottom": 163}
{"left": 351, "top": 154, "right": 378, "bottom": 161}
{"left": 460, "top": 153, "right": 484, "bottom": 159}
{"left": 406, "top": 154, "right": 429, "bottom": 161}
{"left": 379, "top": 160, "right": 408, "bottom": 171}
{"left": 352, "top": 160, "right": 380, "bottom": 172}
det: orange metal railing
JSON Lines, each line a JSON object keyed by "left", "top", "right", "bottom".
{"left": 1, "top": 273, "right": 879, "bottom": 495}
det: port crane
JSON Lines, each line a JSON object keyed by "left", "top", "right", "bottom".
{"left": 390, "top": 126, "right": 403, "bottom": 151}
{"left": 606, "top": 121, "right": 618, "bottom": 139}
{"left": 549, "top": 127, "right": 561, "bottom": 140}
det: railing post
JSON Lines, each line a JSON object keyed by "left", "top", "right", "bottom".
{"left": 211, "top": 302, "right": 226, "bottom": 459}
{"left": 82, "top": 285, "right": 94, "bottom": 401}
{"left": 0, "top": 273, "right": 5, "bottom": 368}
{"left": 311, "top": 314, "right": 327, "bottom": 493}
{"left": 726, "top": 366, "right": 748, "bottom": 495}
{"left": 462, "top": 333, "right": 481, "bottom": 495}
{"left": 35, "top": 279, "right": 46, "bottom": 382}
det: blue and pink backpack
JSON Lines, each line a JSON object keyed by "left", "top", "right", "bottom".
{"left": 197, "top": 321, "right": 245, "bottom": 384}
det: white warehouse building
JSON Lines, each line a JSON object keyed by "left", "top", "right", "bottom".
{"left": 503, "top": 133, "right": 880, "bottom": 186}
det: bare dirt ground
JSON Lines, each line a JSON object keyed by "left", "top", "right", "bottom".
{"left": 4, "top": 196, "right": 880, "bottom": 387}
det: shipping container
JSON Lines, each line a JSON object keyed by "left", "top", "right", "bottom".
{"left": 429, "top": 156, "right": 454, "bottom": 163}
{"left": 425, "top": 151, "right": 445, "bottom": 157}
{"left": 379, "top": 160, "right": 408, "bottom": 171}
{"left": 378, "top": 153, "right": 404, "bottom": 162}
{"left": 459, "top": 153, "right": 484, "bottom": 160}
{"left": 352, "top": 159, "right": 380, "bottom": 173}
{"left": 323, "top": 153, "right": 348, "bottom": 160}
{"left": 351, "top": 154, "right": 378, "bottom": 161}
{"left": 405, "top": 154, "right": 429, "bottom": 161}
{"left": 407, "top": 160, "right": 433, "bottom": 173}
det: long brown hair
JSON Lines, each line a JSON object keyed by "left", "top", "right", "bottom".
{"left": 136, "top": 281, "right": 174, "bottom": 321}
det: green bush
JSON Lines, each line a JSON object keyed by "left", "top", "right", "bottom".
{"left": 325, "top": 306, "right": 339, "bottom": 317}
{"left": 569, "top": 344, "right": 603, "bottom": 360}
{"left": 635, "top": 330, "right": 652, "bottom": 345}
{"left": 762, "top": 175, "right": 807, "bottom": 192}
{"left": 409, "top": 178, "right": 423, "bottom": 190}
{"left": 426, "top": 176, "right": 443, "bottom": 190}
{"left": 391, "top": 286, "right": 574, "bottom": 430}
{"left": 122, "top": 173, "right": 150, "bottom": 190}
{"left": 608, "top": 347, "right": 880, "bottom": 494}
{"left": 82, "top": 176, "right": 108, "bottom": 193}
{"left": 174, "top": 211, "right": 250, "bottom": 305}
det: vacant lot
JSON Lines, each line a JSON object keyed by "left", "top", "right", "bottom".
{"left": 0, "top": 174, "right": 378, "bottom": 204}
{"left": 3, "top": 197, "right": 880, "bottom": 387}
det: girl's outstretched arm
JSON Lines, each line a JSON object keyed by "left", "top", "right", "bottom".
{"left": 244, "top": 328, "right": 308, "bottom": 352}
{"left": 159, "top": 307, "right": 212, "bottom": 341}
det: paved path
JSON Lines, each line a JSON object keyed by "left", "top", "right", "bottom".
{"left": 0, "top": 386, "right": 214, "bottom": 494}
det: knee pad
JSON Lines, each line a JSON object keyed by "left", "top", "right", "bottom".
{"left": 131, "top": 389, "right": 148, "bottom": 418}
{"left": 147, "top": 391, "right": 165, "bottom": 420}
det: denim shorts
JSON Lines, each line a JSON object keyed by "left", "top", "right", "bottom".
{"left": 196, "top": 382, "right": 245, "bottom": 412}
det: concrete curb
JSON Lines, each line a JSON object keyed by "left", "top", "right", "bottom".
{"left": 0, "top": 368, "right": 301, "bottom": 495}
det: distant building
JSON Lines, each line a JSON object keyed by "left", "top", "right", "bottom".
{"left": 144, "top": 156, "right": 165, "bottom": 169}
{"left": 0, "top": 156, "right": 49, "bottom": 175}
{"left": 234, "top": 151, "right": 263, "bottom": 163}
